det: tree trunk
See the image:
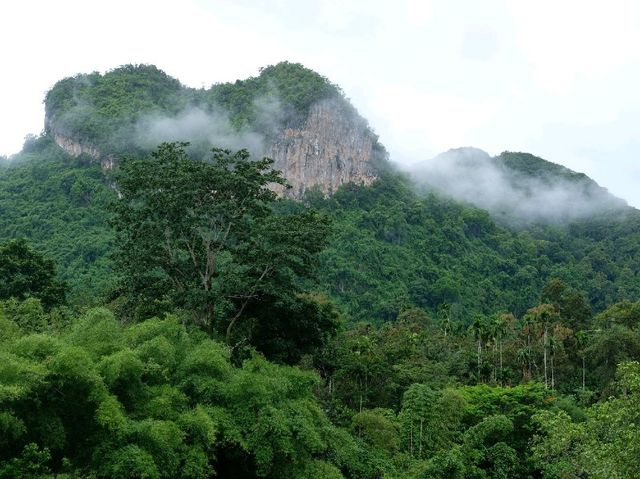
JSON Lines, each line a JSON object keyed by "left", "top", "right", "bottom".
{"left": 499, "top": 339, "right": 503, "bottom": 385}
{"left": 477, "top": 339, "right": 482, "bottom": 381}
{"left": 409, "top": 424, "right": 414, "bottom": 457}
{"left": 543, "top": 327, "right": 548, "bottom": 388}
{"left": 527, "top": 333, "right": 532, "bottom": 380}
{"left": 419, "top": 418, "right": 423, "bottom": 459}
{"left": 492, "top": 340, "right": 497, "bottom": 384}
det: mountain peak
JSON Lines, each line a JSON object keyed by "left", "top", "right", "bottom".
{"left": 43, "top": 62, "right": 386, "bottom": 198}
{"left": 432, "top": 147, "right": 492, "bottom": 163}
{"left": 409, "top": 148, "right": 627, "bottom": 224}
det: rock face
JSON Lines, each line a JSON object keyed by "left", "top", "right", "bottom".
{"left": 50, "top": 130, "right": 116, "bottom": 172}
{"left": 51, "top": 131, "right": 101, "bottom": 160}
{"left": 266, "top": 99, "right": 380, "bottom": 198}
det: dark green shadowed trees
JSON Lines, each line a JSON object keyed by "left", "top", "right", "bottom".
{"left": 0, "top": 239, "right": 66, "bottom": 309}
{"left": 111, "top": 142, "right": 336, "bottom": 362}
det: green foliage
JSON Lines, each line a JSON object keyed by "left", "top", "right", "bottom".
{"left": 306, "top": 172, "right": 640, "bottom": 324}
{"left": 0, "top": 311, "right": 386, "bottom": 478}
{"left": 496, "top": 151, "right": 601, "bottom": 186}
{"left": 392, "top": 382, "right": 571, "bottom": 478}
{"left": 0, "top": 443, "right": 56, "bottom": 479}
{"left": 111, "top": 142, "right": 335, "bottom": 361}
{"left": 6, "top": 61, "right": 640, "bottom": 479}
{"left": 533, "top": 361, "right": 640, "bottom": 478}
{"left": 1, "top": 298, "right": 49, "bottom": 334}
{"left": 310, "top": 173, "right": 539, "bottom": 321}
{"left": 595, "top": 299, "right": 640, "bottom": 330}
{"left": 351, "top": 408, "right": 400, "bottom": 454}
{"left": 0, "top": 238, "right": 66, "bottom": 309}
{"left": 399, "top": 385, "right": 465, "bottom": 458}
{"left": 0, "top": 140, "right": 116, "bottom": 303}
{"left": 585, "top": 325, "right": 640, "bottom": 394}
{"left": 208, "top": 61, "right": 345, "bottom": 130}
{"left": 45, "top": 64, "right": 188, "bottom": 153}
{"left": 315, "top": 315, "right": 464, "bottom": 414}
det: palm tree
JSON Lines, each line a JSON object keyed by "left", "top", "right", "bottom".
{"left": 521, "top": 312, "right": 537, "bottom": 381}
{"left": 575, "top": 329, "right": 602, "bottom": 390}
{"left": 525, "top": 304, "right": 560, "bottom": 388}
{"left": 471, "top": 314, "right": 489, "bottom": 382}
{"left": 494, "top": 313, "right": 515, "bottom": 385}
{"left": 437, "top": 302, "right": 452, "bottom": 337}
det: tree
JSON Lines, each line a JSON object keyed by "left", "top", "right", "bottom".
{"left": 470, "top": 314, "right": 490, "bottom": 382}
{"left": 586, "top": 325, "right": 640, "bottom": 393}
{"left": 0, "top": 239, "right": 66, "bottom": 309}
{"left": 524, "top": 304, "right": 563, "bottom": 388}
{"left": 533, "top": 362, "right": 640, "bottom": 478}
{"left": 0, "top": 311, "right": 383, "bottom": 478}
{"left": 461, "top": 415, "right": 518, "bottom": 479}
{"left": 595, "top": 300, "right": 640, "bottom": 330}
{"left": 351, "top": 408, "right": 400, "bottom": 454}
{"left": 399, "top": 385, "right": 465, "bottom": 459}
{"left": 112, "top": 142, "right": 333, "bottom": 359}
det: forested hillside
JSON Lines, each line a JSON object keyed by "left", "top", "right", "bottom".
{"left": 0, "top": 135, "right": 116, "bottom": 303}
{"left": 306, "top": 171, "right": 640, "bottom": 322}
{"left": 2, "top": 63, "right": 640, "bottom": 478}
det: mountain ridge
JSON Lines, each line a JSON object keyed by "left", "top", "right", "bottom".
{"left": 41, "top": 63, "right": 630, "bottom": 213}
{"left": 2, "top": 62, "right": 640, "bottom": 316}
{"left": 43, "top": 62, "right": 386, "bottom": 198}
{"left": 408, "top": 146, "right": 629, "bottom": 224}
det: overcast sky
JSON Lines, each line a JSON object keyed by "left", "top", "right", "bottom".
{"left": 2, "top": 0, "right": 639, "bottom": 206}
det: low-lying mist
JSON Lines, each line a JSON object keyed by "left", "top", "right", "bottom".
{"left": 134, "top": 106, "right": 266, "bottom": 158}
{"left": 134, "top": 95, "right": 287, "bottom": 159}
{"left": 406, "top": 147, "right": 627, "bottom": 224}
{"left": 46, "top": 82, "right": 290, "bottom": 162}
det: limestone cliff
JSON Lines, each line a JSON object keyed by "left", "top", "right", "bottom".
{"left": 267, "top": 99, "right": 381, "bottom": 198}
{"left": 46, "top": 118, "right": 116, "bottom": 172}
{"left": 50, "top": 131, "right": 101, "bottom": 159}
{"left": 44, "top": 62, "right": 385, "bottom": 199}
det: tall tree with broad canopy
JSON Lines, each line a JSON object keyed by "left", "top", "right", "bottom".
{"left": 111, "top": 142, "right": 334, "bottom": 361}
{"left": 0, "top": 238, "right": 66, "bottom": 309}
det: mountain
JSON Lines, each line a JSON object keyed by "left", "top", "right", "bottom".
{"left": 3, "top": 62, "right": 640, "bottom": 478}
{"left": 2, "top": 62, "right": 640, "bottom": 318}
{"left": 44, "top": 63, "right": 386, "bottom": 198}
{"left": 302, "top": 172, "right": 640, "bottom": 322}
{"left": 408, "top": 147, "right": 627, "bottom": 224}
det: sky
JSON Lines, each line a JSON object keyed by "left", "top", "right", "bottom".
{"left": 1, "top": 0, "right": 640, "bottom": 206}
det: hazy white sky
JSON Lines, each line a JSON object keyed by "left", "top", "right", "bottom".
{"left": 1, "top": 0, "right": 640, "bottom": 206}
